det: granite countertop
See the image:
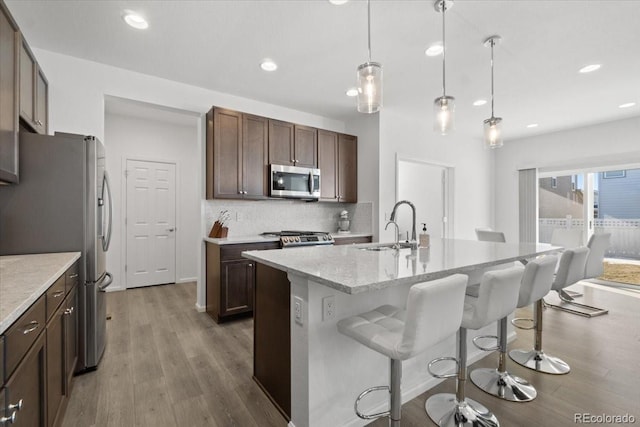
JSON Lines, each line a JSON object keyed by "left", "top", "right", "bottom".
{"left": 203, "top": 232, "right": 372, "bottom": 246}
{"left": 243, "top": 238, "right": 559, "bottom": 295}
{"left": 0, "top": 252, "right": 81, "bottom": 335}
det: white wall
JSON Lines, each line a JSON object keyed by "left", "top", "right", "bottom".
{"left": 494, "top": 116, "right": 640, "bottom": 242}
{"left": 378, "top": 107, "right": 494, "bottom": 241}
{"left": 105, "top": 111, "right": 200, "bottom": 290}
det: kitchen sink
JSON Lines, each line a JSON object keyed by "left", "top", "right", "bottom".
{"left": 357, "top": 242, "right": 414, "bottom": 251}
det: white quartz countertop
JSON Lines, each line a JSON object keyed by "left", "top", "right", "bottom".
{"left": 243, "top": 238, "right": 559, "bottom": 294}
{"left": 203, "top": 232, "right": 372, "bottom": 246}
{"left": 0, "top": 252, "right": 81, "bottom": 335}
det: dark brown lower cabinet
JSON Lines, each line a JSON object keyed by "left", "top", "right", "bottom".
{"left": 5, "top": 332, "right": 46, "bottom": 427}
{"left": 253, "top": 263, "right": 291, "bottom": 420}
{"left": 206, "top": 241, "right": 279, "bottom": 323}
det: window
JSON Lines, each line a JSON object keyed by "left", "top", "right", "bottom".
{"left": 603, "top": 170, "right": 626, "bottom": 179}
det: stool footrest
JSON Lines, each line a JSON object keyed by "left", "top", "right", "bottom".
{"left": 472, "top": 334, "right": 500, "bottom": 352}
{"left": 511, "top": 317, "right": 535, "bottom": 330}
{"left": 355, "top": 386, "right": 390, "bottom": 420}
{"left": 427, "top": 357, "right": 459, "bottom": 379}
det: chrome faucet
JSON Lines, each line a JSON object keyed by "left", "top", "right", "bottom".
{"left": 389, "top": 200, "right": 417, "bottom": 249}
{"left": 385, "top": 220, "right": 401, "bottom": 250}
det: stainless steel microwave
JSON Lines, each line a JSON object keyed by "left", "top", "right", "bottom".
{"left": 270, "top": 164, "right": 321, "bottom": 199}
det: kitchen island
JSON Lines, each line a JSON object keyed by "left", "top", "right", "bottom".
{"left": 243, "top": 238, "right": 558, "bottom": 427}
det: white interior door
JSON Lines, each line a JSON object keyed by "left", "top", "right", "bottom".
{"left": 126, "top": 159, "right": 176, "bottom": 288}
{"left": 396, "top": 158, "right": 450, "bottom": 240}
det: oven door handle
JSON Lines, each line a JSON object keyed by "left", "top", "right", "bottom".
{"left": 309, "top": 170, "right": 314, "bottom": 194}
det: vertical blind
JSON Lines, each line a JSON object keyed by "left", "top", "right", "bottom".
{"left": 519, "top": 168, "right": 538, "bottom": 243}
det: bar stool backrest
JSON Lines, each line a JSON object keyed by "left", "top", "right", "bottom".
{"left": 398, "top": 274, "right": 468, "bottom": 359}
{"left": 552, "top": 247, "right": 590, "bottom": 291}
{"left": 517, "top": 255, "right": 558, "bottom": 308}
{"left": 475, "top": 229, "right": 506, "bottom": 243}
{"left": 463, "top": 267, "right": 524, "bottom": 329}
{"left": 584, "top": 233, "right": 611, "bottom": 279}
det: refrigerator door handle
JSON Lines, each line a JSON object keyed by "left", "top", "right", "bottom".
{"left": 98, "top": 272, "right": 113, "bottom": 292}
{"left": 102, "top": 172, "right": 113, "bottom": 251}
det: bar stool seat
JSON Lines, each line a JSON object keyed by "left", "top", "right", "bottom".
{"left": 426, "top": 267, "right": 524, "bottom": 427}
{"left": 337, "top": 274, "right": 468, "bottom": 426}
{"left": 469, "top": 255, "right": 557, "bottom": 402}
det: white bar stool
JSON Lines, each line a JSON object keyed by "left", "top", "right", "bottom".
{"left": 426, "top": 267, "right": 524, "bottom": 427}
{"left": 469, "top": 255, "right": 557, "bottom": 402}
{"left": 510, "top": 247, "right": 589, "bottom": 374}
{"left": 337, "top": 274, "right": 468, "bottom": 427}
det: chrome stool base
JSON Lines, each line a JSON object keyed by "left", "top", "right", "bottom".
{"left": 426, "top": 393, "right": 499, "bottom": 427}
{"left": 509, "top": 349, "right": 570, "bottom": 375}
{"left": 470, "top": 368, "right": 537, "bottom": 402}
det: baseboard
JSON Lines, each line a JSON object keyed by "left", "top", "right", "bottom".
{"left": 105, "top": 286, "right": 125, "bottom": 293}
{"left": 177, "top": 277, "right": 197, "bottom": 284}
{"left": 194, "top": 302, "right": 206, "bottom": 312}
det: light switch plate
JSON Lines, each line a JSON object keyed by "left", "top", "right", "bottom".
{"left": 294, "top": 296, "right": 303, "bottom": 325}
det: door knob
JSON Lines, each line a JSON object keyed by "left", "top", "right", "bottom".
{"left": 168, "top": 228, "right": 175, "bottom": 232}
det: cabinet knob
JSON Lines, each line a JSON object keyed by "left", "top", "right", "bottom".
{"left": 64, "top": 306, "right": 75, "bottom": 316}
{"left": 53, "top": 290, "right": 65, "bottom": 298}
{"left": 0, "top": 412, "right": 16, "bottom": 425}
{"left": 248, "top": 263, "right": 253, "bottom": 267}
{"left": 8, "top": 400, "right": 23, "bottom": 412}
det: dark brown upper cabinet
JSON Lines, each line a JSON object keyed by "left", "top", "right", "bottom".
{"left": 206, "top": 107, "right": 268, "bottom": 200}
{"left": 19, "top": 36, "right": 48, "bottom": 135}
{"left": 268, "top": 121, "right": 317, "bottom": 168}
{"left": 0, "top": 1, "right": 19, "bottom": 183}
{"left": 318, "top": 130, "right": 358, "bottom": 203}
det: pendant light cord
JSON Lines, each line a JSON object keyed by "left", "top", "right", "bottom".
{"left": 490, "top": 39, "right": 495, "bottom": 118}
{"left": 367, "top": 0, "right": 372, "bottom": 62}
{"left": 442, "top": 1, "right": 446, "bottom": 96}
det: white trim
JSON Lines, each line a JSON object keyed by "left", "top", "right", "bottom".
{"left": 177, "top": 277, "right": 197, "bottom": 284}
{"left": 523, "top": 153, "right": 640, "bottom": 176}
{"left": 122, "top": 156, "right": 179, "bottom": 289}
{"left": 194, "top": 302, "right": 206, "bottom": 312}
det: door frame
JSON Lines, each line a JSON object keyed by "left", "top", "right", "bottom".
{"left": 394, "top": 155, "right": 455, "bottom": 239}
{"left": 121, "top": 156, "right": 180, "bottom": 289}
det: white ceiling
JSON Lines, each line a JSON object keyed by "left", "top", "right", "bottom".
{"left": 6, "top": 0, "right": 640, "bottom": 142}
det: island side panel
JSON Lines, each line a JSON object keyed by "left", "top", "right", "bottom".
{"left": 254, "top": 262, "right": 291, "bottom": 420}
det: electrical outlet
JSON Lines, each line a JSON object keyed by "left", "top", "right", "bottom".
{"left": 294, "top": 296, "right": 303, "bottom": 325}
{"left": 322, "top": 295, "right": 336, "bottom": 321}
{"left": 236, "top": 211, "right": 243, "bottom": 221}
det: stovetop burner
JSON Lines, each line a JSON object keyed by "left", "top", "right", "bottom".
{"left": 261, "top": 231, "right": 334, "bottom": 247}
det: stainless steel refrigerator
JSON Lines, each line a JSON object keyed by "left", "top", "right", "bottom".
{"left": 0, "top": 132, "right": 113, "bottom": 372}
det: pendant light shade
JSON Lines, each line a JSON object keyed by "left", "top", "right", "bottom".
{"left": 356, "top": 0, "right": 382, "bottom": 114}
{"left": 357, "top": 62, "right": 383, "bottom": 113}
{"left": 433, "top": 0, "right": 455, "bottom": 134}
{"left": 483, "top": 35, "right": 503, "bottom": 149}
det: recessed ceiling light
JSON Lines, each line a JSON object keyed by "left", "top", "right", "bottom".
{"left": 346, "top": 88, "right": 358, "bottom": 97}
{"left": 526, "top": 123, "right": 539, "bottom": 128}
{"left": 260, "top": 59, "right": 278, "bottom": 72}
{"left": 579, "top": 64, "right": 601, "bottom": 74}
{"left": 122, "top": 10, "right": 148, "bottom": 30}
{"left": 618, "top": 102, "right": 636, "bottom": 109}
{"left": 329, "top": 0, "right": 349, "bottom": 4}
{"left": 472, "top": 99, "right": 487, "bottom": 106}
{"left": 425, "top": 43, "right": 443, "bottom": 57}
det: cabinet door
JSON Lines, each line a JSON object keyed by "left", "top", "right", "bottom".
{"left": 46, "top": 303, "right": 65, "bottom": 427}
{"left": 64, "top": 285, "right": 78, "bottom": 393}
{"left": 211, "top": 108, "right": 243, "bottom": 199}
{"left": 5, "top": 333, "right": 45, "bottom": 427}
{"left": 293, "top": 125, "right": 317, "bottom": 168}
{"left": 268, "top": 120, "right": 294, "bottom": 166}
{"left": 34, "top": 66, "right": 47, "bottom": 134}
{"left": 220, "top": 260, "right": 254, "bottom": 317}
{"left": 242, "top": 114, "right": 268, "bottom": 198}
{"left": 317, "top": 130, "right": 338, "bottom": 201}
{"left": 19, "top": 39, "right": 34, "bottom": 124}
{"left": 338, "top": 134, "right": 358, "bottom": 203}
{"left": 0, "top": 3, "right": 19, "bottom": 183}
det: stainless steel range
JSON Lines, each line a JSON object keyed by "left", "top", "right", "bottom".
{"left": 261, "top": 231, "right": 334, "bottom": 248}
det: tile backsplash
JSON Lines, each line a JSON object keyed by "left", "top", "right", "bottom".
{"left": 203, "top": 200, "right": 373, "bottom": 237}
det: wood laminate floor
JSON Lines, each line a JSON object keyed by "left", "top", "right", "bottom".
{"left": 62, "top": 282, "right": 640, "bottom": 427}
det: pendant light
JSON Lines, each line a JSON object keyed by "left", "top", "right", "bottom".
{"left": 483, "top": 35, "right": 503, "bottom": 149}
{"left": 356, "top": 0, "right": 382, "bottom": 114}
{"left": 433, "top": 0, "right": 455, "bottom": 134}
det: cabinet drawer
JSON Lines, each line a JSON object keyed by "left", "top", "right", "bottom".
{"left": 4, "top": 296, "right": 45, "bottom": 379}
{"left": 220, "top": 242, "right": 279, "bottom": 261}
{"left": 46, "top": 275, "right": 66, "bottom": 321}
{"left": 0, "top": 335, "right": 4, "bottom": 384}
{"left": 65, "top": 262, "right": 80, "bottom": 293}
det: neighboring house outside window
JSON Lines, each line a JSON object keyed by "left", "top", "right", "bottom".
{"left": 598, "top": 169, "right": 640, "bottom": 219}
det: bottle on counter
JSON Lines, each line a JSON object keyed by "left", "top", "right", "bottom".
{"left": 419, "top": 223, "right": 430, "bottom": 248}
